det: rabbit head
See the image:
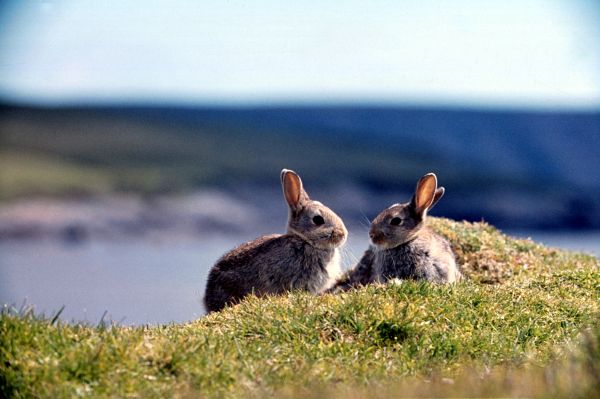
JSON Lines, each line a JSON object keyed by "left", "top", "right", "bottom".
{"left": 281, "top": 169, "right": 347, "bottom": 249}
{"left": 369, "top": 173, "right": 444, "bottom": 249}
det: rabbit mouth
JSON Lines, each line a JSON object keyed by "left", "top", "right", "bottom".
{"left": 370, "top": 232, "right": 399, "bottom": 249}
{"left": 370, "top": 233, "right": 386, "bottom": 247}
{"left": 327, "top": 229, "right": 347, "bottom": 246}
{"left": 289, "top": 227, "right": 346, "bottom": 248}
{"left": 316, "top": 228, "right": 346, "bottom": 248}
{"left": 369, "top": 227, "right": 385, "bottom": 243}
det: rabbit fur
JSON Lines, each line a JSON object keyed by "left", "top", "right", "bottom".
{"left": 204, "top": 169, "right": 347, "bottom": 312}
{"left": 330, "top": 173, "right": 460, "bottom": 292}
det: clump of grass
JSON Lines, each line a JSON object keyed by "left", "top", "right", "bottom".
{"left": 430, "top": 218, "right": 594, "bottom": 284}
{"left": 1, "top": 219, "right": 599, "bottom": 398}
{"left": 271, "top": 323, "right": 600, "bottom": 399}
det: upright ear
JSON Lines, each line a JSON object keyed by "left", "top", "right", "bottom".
{"left": 281, "top": 169, "right": 308, "bottom": 211}
{"left": 410, "top": 173, "right": 438, "bottom": 216}
{"left": 429, "top": 187, "right": 445, "bottom": 210}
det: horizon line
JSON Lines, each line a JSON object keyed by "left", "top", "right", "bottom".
{"left": 2, "top": 96, "right": 600, "bottom": 114}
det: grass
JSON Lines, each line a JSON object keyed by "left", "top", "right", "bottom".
{"left": 1, "top": 218, "right": 599, "bottom": 398}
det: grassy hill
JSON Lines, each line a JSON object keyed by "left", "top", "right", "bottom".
{"left": 2, "top": 218, "right": 599, "bottom": 398}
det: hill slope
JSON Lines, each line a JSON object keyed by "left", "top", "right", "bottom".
{"left": 1, "top": 218, "right": 599, "bottom": 397}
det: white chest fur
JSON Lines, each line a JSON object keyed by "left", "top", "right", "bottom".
{"left": 322, "top": 248, "right": 342, "bottom": 291}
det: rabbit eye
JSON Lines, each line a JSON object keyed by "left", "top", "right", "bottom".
{"left": 312, "top": 215, "right": 325, "bottom": 226}
{"left": 390, "top": 217, "right": 402, "bottom": 226}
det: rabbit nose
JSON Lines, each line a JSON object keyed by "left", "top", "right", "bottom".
{"left": 331, "top": 228, "right": 344, "bottom": 239}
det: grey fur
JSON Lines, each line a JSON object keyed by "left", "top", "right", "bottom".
{"left": 329, "top": 173, "right": 460, "bottom": 292}
{"left": 203, "top": 169, "right": 347, "bottom": 313}
{"left": 370, "top": 230, "right": 458, "bottom": 283}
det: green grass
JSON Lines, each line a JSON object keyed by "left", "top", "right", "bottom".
{"left": 1, "top": 219, "right": 599, "bottom": 398}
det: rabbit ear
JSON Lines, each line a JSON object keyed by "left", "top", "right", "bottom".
{"left": 281, "top": 169, "right": 308, "bottom": 211}
{"left": 411, "top": 173, "right": 438, "bottom": 216}
{"left": 429, "top": 187, "right": 445, "bottom": 210}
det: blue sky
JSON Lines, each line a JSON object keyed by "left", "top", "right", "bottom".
{"left": 0, "top": 0, "right": 599, "bottom": 109}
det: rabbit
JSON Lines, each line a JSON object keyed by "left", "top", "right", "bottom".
{"left": 203, "top": 169, "right": 348, "bottom": 313}
{"left": 329, "top": 173, "right": 460, "bottom": 292}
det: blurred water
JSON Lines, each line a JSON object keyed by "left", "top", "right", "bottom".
{"left": 0, "top": 231, "right": 598, "bottom": 325}
{"left": 0, "top": 237, "right": 221, "bottom": 325}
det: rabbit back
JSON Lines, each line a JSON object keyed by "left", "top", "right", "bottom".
{"left": 204, "top": 233, "right": 341, "bottom": 312}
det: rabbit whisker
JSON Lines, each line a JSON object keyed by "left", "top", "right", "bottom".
{"left": 340, "top": 246, "right": 359, "bottom": 268}
{"left": 359, "top": 210, "right": 372, "bottom": 228}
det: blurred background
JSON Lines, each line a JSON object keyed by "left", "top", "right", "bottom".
{"left": 1, "top": 0, "right": 599, "bottom": 325}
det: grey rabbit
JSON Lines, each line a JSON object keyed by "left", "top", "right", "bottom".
{"left": 330, "top": 173, "right": 460, "bottom": 292}
{"left": 203, "top": 169, "right": 348, "bottom": 313}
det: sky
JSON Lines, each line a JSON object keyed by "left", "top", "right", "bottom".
{"left": 0, "top": 0, "right": 599, "bottom": 109}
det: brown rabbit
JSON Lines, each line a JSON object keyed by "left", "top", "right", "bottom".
{"left": 203, "top": 169, "right": 348, "bottom": 313}
{"left": 330, "top": 173, "right": 460, "bottom": 292}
